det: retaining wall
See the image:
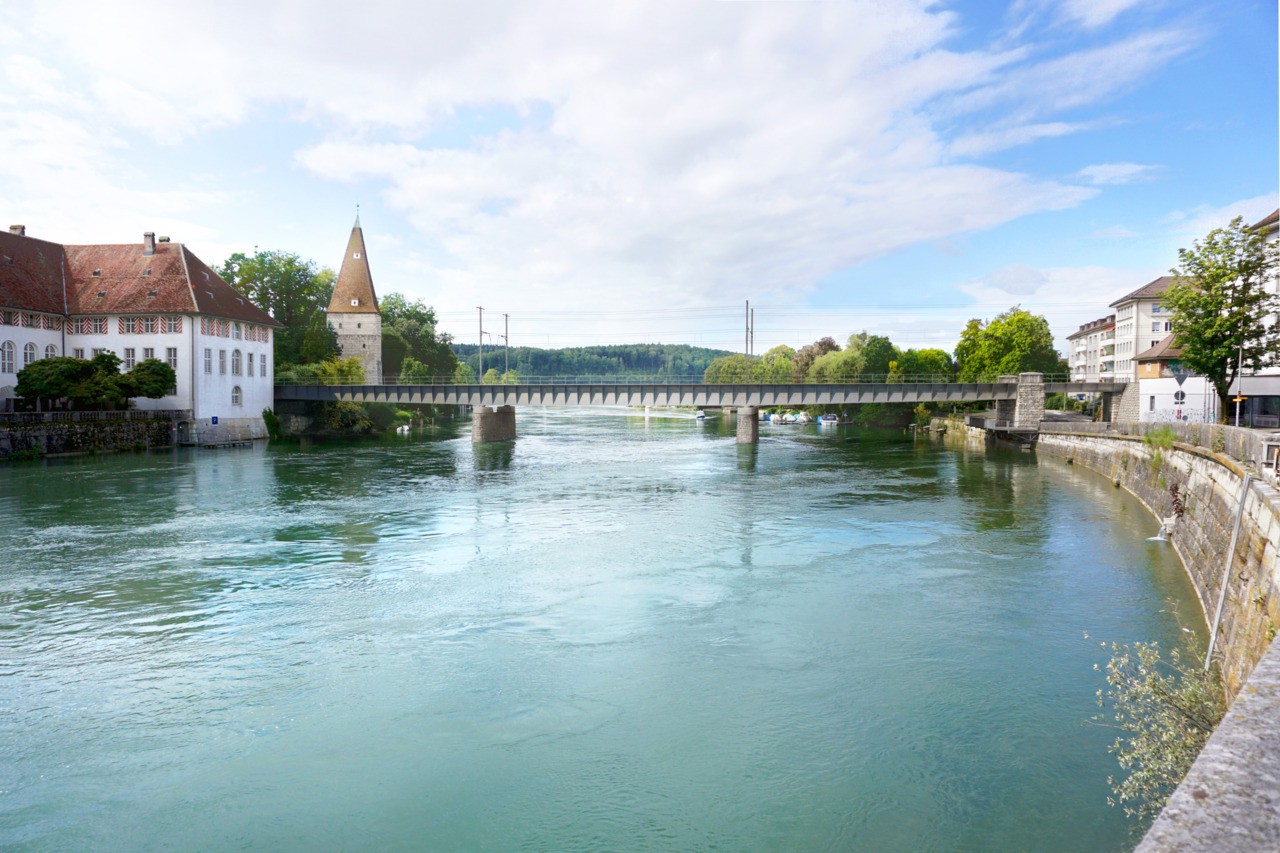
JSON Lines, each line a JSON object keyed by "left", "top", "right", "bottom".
{"left": 1, "top": 417, "right": 176, "bottom": 457}
{"left": 1037, "top": 423, "right": 1280, "bottom": 698}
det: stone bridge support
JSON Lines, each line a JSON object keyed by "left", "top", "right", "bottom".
{"left": 995, "top": 375, "right": 1017, "bottom": 425}
{"left": 472, "top": 405, "right": 516, "bottom": 443}
{"left": 1013, "top": 372, "right": 1044, "bottom": 429}
{"left": 736, "top": 406, "right": 759, "bottom": 444}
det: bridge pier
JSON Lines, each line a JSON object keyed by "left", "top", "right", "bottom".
{"left": 1013, "top": 372, "right": 1044, "bottom": 429}
{"left": 736, "top": 406, "right": 759, "bottom": 444}
{"left": 472, "top": 405, "right": 516, "bottom": 443}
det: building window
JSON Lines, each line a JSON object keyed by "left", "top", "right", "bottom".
{"left": 1152, "top": 322, "right": 1161, "bottom": 333}
{"left": 231, "top": 385, "right": 242, "bottom": 406}
{"left": 204, "top": 348, "right": 212, "bottom": 374}
{"left": 143, "top": 316, "right": 157, "bottom": 334}
{"left": 167, "top": 347, "right": 178, "bottom": 370}
{"left": 91, "top": 317, "right": 107, "bottom": 334}
{"left": 143, "top": 347, "right": 155, "bottom": 360}
{"left": 73, "top": 348, "right": 84, "bottom": 360}
{"left": 233, "top": 323, "right": 242, "bottom": 340}
{"left": 22, "top": 342, "right": 37, "bottom": 368}
{"left": 165, "top": 316, "right": 181, "bottom": 333}
{"left": 45, "top": 344, "right": 58, "bottom": 359}
{"left": 124, "top": 347, "right": 136, "bottom": 369}
{"left": 219, "top": 350, "right": 227, "bottom": 374}
{"left": 1153, "top": 304, "right": 1163, "bottom": 313}
{"left": 232, "top": 349, "right": 242, "bottom": 375}
{"left": 1164, "top": 321, "right": 1172, "bottom": 332}
{"left": 1150, "top": 396, "right": 1155, "bottom": 412}
{"left": 248, "top": 352, "right": 255, "bottom": 377}
{"left": 0, "top": 341, "right": 13, "bottom": 373}
{"left": 92, "top": 348, "right": 107, "bottom": 357}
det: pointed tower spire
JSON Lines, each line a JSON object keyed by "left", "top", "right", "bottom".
{"left": 328, "top": 219, "right": 378, "bottom": 314}
{"left": 327, "top": 218, "right": 383, "bottom": 383}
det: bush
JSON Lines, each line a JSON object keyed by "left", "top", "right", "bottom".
{"left": 1093, "top": 639, "right": 1225, "bottom": 823}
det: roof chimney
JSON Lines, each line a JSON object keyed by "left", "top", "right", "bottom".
{"left": 143, "top": 232, "right": 156, "bottom": 256}
{"left": 158, "top": 236, "right": 170, "bottom": 243}
{"left": 8, "top": 224, "right": 25, "bottom": 236}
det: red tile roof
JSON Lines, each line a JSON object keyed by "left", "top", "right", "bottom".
{"left": 0, "top": 230, "right": 70, "bottom": 315}
{"left": 1110, "top": 275, "right": 1175, "bottom": 307}
{"left": 0, "top": 231, "right": 279, "bottom": 325}
{"left": 328, "top": 223, "right": 379, "bottom": 314}
{"left": 1253, "top": 208, "right": 1279, "bottom": 232}
{"left": 1135, "top": 334, "right": 1182, "bottom": 362}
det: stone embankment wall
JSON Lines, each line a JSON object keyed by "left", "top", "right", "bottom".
{"left": 1036, "top": 422, "right": 1279, "bottom": 699}
{"left": 1, "top": 417, "right": 176, "bottom": 458}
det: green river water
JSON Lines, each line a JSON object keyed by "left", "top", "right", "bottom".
{"left": 0, "top": 410, "right": 1200, "bottom": 851}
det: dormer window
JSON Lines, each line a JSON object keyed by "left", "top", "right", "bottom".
{"left": 92, "top": 269, "right": 101, "bottom": 277}
{"left": 353, "top": 252, "right": 361, "bottom": 259}
{"left": 351, "top": 299, "right": 359, "bottom": 307}
{"left": 143, "top": 269, "right": 152, "bottom": 276}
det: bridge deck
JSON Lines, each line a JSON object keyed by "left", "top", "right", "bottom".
{"left": 275, "top": 381, "right": 1124, "bottom": 408}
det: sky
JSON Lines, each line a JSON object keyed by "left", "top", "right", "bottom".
{"left": 0, "top": 0, "right": 1276, "bottom": 357}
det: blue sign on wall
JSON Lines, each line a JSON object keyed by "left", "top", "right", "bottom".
{"left": 211, "top": 416, "right": 218, "bottom": 425}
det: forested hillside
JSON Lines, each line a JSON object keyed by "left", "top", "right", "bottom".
{"left": 451, "top": 343, "right": 733, "bottom": 379}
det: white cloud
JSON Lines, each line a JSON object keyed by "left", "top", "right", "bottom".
{"left": 1059, "top": 0, "right": 1149, "bottom": 29}
{"left": 1077, "top": 162, "right": 1160, "bottom": 185}
{"left": 0, "top": 0, "right": 1225, "bottom": 351}
{"left": 1088, "top": 225, "right": 1140, "bottom": 239}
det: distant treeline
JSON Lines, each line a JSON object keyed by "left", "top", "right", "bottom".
{"left": 451, "top": 343, "right": 734, "bottom": 379}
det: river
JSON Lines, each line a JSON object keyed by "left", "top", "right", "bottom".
{"left": 0, "top": 410, "right": 1200, "bottom": 851}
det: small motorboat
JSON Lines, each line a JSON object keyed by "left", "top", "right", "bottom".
{"left": 819, "top": 414, "right": 839, "bottom": 426}
{"left": 695, "top": 410, "right": 706, "bottom": 420}
{"left": 395, "top": 424, "right": 411, "bottom": 434}
{"left": 796, "top": 412, "right": 812, "bottom": 424}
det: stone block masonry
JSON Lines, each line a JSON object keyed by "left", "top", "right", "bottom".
{"left": 1035, "top": 422, "right": 1280, "bottom": 850}
{"left": 1, "top": 416, "right": 176, "bottom": 457}
{"left": 472, "top": 406, "right": 516, "bottom": 443}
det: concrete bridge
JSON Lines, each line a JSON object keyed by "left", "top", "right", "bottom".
{"left": 274, "top": 373, "right": 1129, "bottom": 443}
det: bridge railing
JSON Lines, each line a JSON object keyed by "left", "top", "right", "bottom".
{"left": 273, "top": 372, "right": 1129, "bottom": 387}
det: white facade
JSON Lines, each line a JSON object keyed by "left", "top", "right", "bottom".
{"left": 1113, "top": 297, "right": 1174, "bottom": 381}
{"left": 1067, "top": 316, "right": 1115, "bottom": 382}
{"left": 1138, "top": 376, "right": 1220, "bottom": 424}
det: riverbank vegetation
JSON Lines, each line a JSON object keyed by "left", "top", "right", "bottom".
{"left": 14, "top": 352, "right": 177, "bottom": 411}
{"left": 1094, "top": 639, "right": 1226, "bottom": 824}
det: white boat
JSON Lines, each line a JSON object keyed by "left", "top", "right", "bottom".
{"left": 396, "top": 424, "right": 410, "bottom": 434}
{"left": 819, "top": 414, "right": 839, "bottom": 425}
{"left": 695, "top": 410, "right": 706, "bottom": 420}
{"left": 796, "top": 412, "right": 812, "bottom": 424}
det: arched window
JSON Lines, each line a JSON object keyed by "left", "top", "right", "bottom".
{"left": 0, "top": 341, "right": 13, "bottom": 373}
{"left": 232, "top": 386, "right": 242, "bottom": 406}
{"left": 45, "top": 344, "right": 58, "bottom": 359}
{"left": 232, "top": 349, "right": 242, "bottom": 375}
{"left": 23, "top": 342, "right": 36, "bottom": 367}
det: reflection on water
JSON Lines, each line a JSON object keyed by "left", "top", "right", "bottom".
{"left": 0, "top": 411, "right": 1198, "bottom": 851}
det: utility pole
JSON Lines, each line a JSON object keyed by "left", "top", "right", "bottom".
{"left": 745, "top": 300, "right": 749, "bottom": 355}
{"left": 750, "top": 308, "right": 755, "bottom": 357}
{"left": 477, "top": 306, "right": 484, "bottom": 379}
{"left": 504, "top": 313, "right": 510, "bottom": 377}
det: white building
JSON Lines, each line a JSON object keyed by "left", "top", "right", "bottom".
{"left": 1135, "top": 336, "right": 1220, "bottom": 424}
{"left": 1109, "top": 276, "right": 1175, "bottom": 382}
{"left": 0, "top": 225, "right": 281, "bottom": 440}
{"left": 1066, "top": 314, "right": 1115, "bottom": 382}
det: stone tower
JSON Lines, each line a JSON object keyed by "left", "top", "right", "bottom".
{"left": 327, "top": 216, "right": 382, "bottom": 383}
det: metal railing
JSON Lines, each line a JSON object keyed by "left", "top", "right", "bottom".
{"left": 0, "top": 409, "right": 191, "bottom": 425}
{"left": 273, "top": 372, "right": 1129, "bottom": 387}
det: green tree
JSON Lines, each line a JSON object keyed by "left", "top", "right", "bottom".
{"left": 312, "top": 356, "right": 366, "bottom": 385}
{"left": 381, "top": 326, "right": 410, "bottom": 378}
{"left": 703, "top": 353, "right": 756, "bottom": 382}
{"left": 792, "top": 337, "right": 841, "bottom": 380}
{"left": 482, "top": 367, "right": 502, "bottom": 384}
{"left": 809, "top": 347, "right": 864, "bottom": 382}
{"left": 453, "top": 362, "right": 477, "bottom": 384}
{"left": 1164, "top": 216, "right": 1280, "bottom": 421}
{"left": 758, "top": 345, "right": 796, "bottom": 383}
{"left": 399, "top": 356, "right": 434, "bottom": 383}
{"left": 218, "top": 250, "right": 335, "bottom": 367}
{"left": 380, "top": 292, "right": 459, "bottom": 380}
{"left": 15, "top": 357, "right": 94, "bottom": 408}
{"left": 299, "top": 311, "right": 338, "bottom": 364}
{"left": 954, "top": 307, "right": 1062, "bottom": 381}
{"left": 127, "top": 358, "right": 177, "bottom": 399}
{"left": 896, "top": 348, "right": 954, "bottom": 381}
{"left": 860, "top": 335, "right": 899, "bottom": 378}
